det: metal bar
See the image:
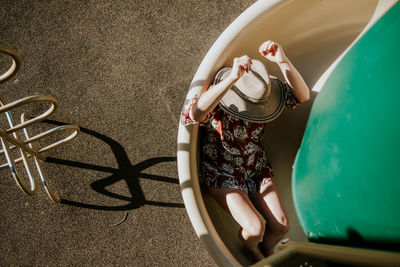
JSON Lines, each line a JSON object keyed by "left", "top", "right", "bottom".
{"left": 0, "top": 137, "right": 36, "bottom": 195}
{"left": 0, "top": 124, "right": 80, "bottom": 169}
{"left": 22, "top": 123, "right": 60, "bottom": 203}
{"left": 278, "top": 240, "right": 400, "bottom": 267}
{"left": 0, "top": 46, "right": 79, "bottom": 203}
{"left": 0, "top": 106, "right": 37, "bottom": 193}
{"left": 0, "top": 129, "right": 45, "bottom": 161}
{"left": 0, "top": 46, "right": 21, "bottom": 84}
{"left": 0, "top": 95, "right": 58, "bottom": 133}
{"left": 251, "top": 246, "right": 297, "bottom": 267}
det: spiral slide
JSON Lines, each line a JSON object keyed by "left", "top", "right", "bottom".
{"left": 292, "top": 0, "right": 400, "bottom": 250}
{"left": 177, "top": 0, "right": 398, "bottom": 266}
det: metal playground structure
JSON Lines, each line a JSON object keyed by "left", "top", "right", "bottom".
{"left": 0, "top": 46, "right": 80, "bottom": 203}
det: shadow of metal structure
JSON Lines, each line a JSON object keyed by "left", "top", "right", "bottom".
{"left": 44, "top": 120, "right": 183, "bottom": 210}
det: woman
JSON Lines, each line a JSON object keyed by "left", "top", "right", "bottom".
{"left": 181, "top": 41, "right": 310, "bottom": 260}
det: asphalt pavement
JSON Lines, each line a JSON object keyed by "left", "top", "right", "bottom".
{"left": 0, "top": 1, "right": 254, "bottom": 265}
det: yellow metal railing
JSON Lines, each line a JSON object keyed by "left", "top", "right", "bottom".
{"left": 252, "top": 240, "right": 400, "bottom": 267}
{"left": 0, "top": 45, "right": 80, "bottom": 203}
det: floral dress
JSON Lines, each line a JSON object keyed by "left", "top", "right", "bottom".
{"left": 181, "top": 79, "right": 299, "bottom": 197}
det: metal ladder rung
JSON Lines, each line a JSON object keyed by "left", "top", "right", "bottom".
{"left": 0, "top": 45, "right": 80, "bottom": 203}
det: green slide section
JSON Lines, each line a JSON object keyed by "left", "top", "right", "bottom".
{"left": 292, "top": 2, "right": 400, "bottom": 247}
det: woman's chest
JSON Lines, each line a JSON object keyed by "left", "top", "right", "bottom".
{"left": 205, "top": 112, "right": 265, "bottom": 154}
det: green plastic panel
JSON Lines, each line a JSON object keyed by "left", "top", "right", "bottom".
{"left": 292, "top": 2, "right": 400, "bottom": 247}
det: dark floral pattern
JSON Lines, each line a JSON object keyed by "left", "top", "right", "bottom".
{"left": 181, "top": 80, "right": 299, "bottom": 197}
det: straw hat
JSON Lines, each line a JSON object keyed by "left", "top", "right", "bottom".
{"left": 214, "top": 59, "right": 285, "bottom": 123}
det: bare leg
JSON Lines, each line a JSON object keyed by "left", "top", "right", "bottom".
{"left": 252, "top": 179, "right": 289, "bottom": 256}
{"left": 208, "top": 187, "right": 266, "bottom": 260}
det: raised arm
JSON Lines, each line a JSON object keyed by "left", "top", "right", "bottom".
{"left": 190, "top": 55, "right": 252, "bottom": 122}
{"left": 259, "top": 41, "right": 310, "bottom": 103}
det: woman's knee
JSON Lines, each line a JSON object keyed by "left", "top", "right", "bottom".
{"left": 270, "top": 216, "right": 290, "bottom": 236}
{"left": 242, "top": 217, "right": 266, "bottom": 240}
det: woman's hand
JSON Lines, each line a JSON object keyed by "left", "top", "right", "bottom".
{"left": 259, "top": 41, "right": 287, "bottom": 64}
{"left": 259, "top": 41, "right": 310, "bottom": 103}
{"left": 189, "top": 55, "right": 253, "bottom": 122}
{"left": 229, "top": 55, "right": 252, "bottom": 81}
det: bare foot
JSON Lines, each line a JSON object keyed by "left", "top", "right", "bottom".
{"left": 250, "top": 247, "right": 265, "bottom": 261}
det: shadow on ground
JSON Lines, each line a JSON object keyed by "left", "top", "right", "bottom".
{"left": 44, "top": 119, "right": 184, "bottom": 211}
